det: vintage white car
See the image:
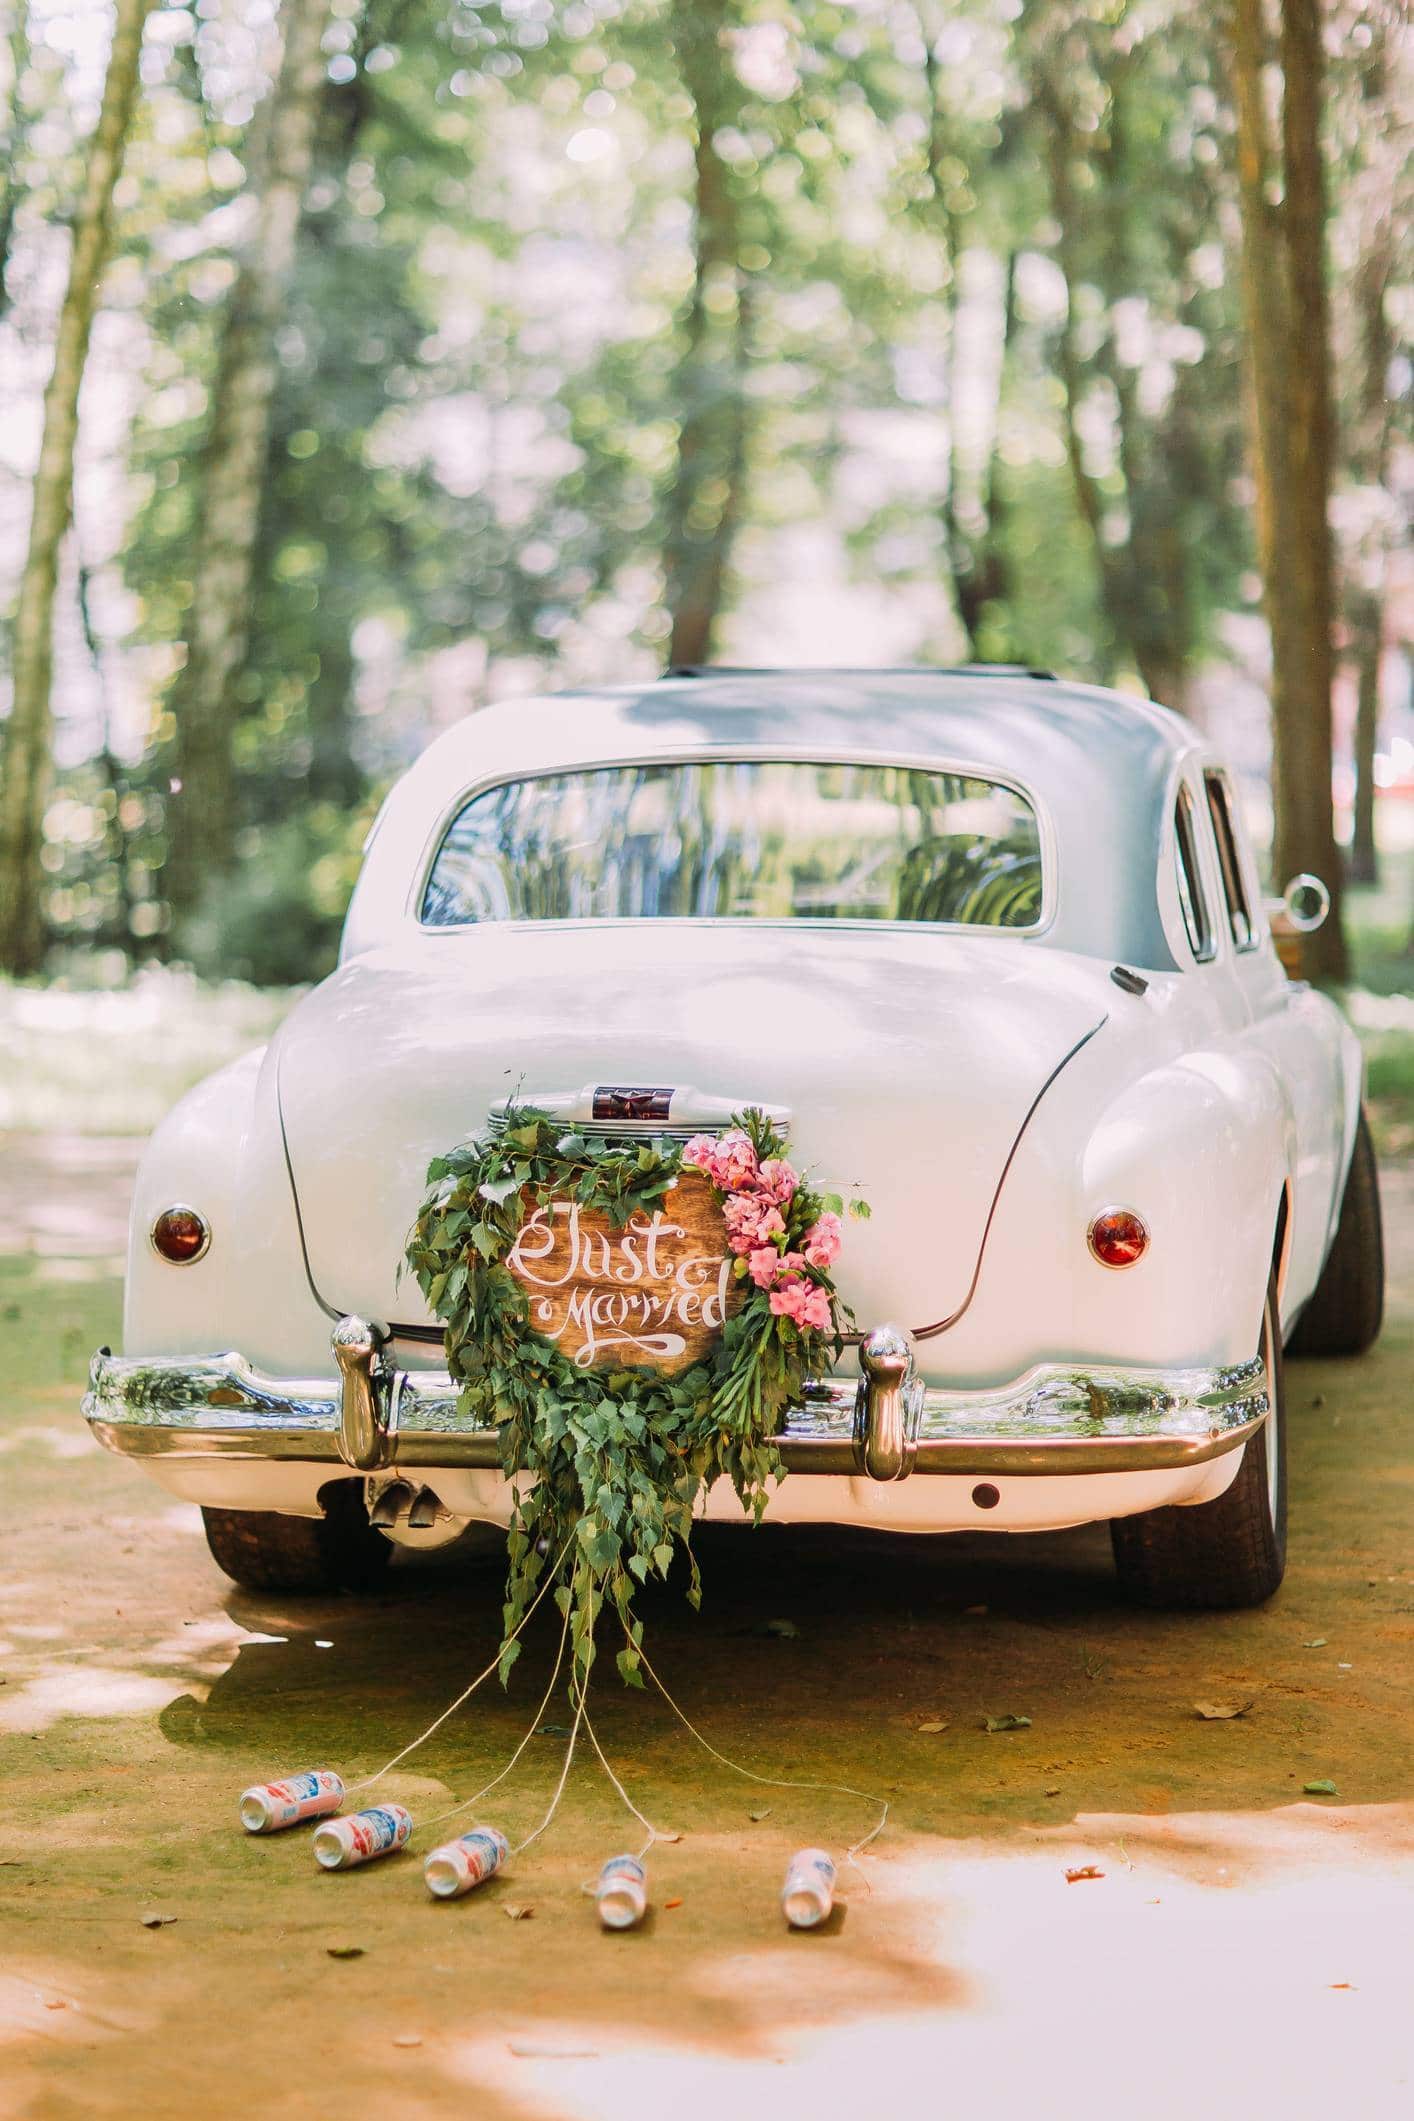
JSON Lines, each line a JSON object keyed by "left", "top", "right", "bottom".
{"left": 85, "top": 667, "right": 1384, "bottom": 1608}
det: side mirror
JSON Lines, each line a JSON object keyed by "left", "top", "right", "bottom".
{"left": 1282, "top": 874, "right": 1331, "bottom": 934}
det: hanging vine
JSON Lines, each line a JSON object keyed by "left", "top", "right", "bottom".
{"left": 407, "top": 1106, "right": 867, "bottom": 1688}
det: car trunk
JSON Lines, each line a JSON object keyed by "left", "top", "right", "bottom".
{"left": 276, "top": 924, "right": 1109, "bottom": 1350}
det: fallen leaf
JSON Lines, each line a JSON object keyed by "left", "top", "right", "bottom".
{"left": 392, "top": 2033, "right": 422, "bottom": 2049}
{"left": 915, "top": 1720, "right": 949, "bottom": 1735}
{"left": 535, "top": 1723, "right": 572, "bottom": 1737}
{"left": 749, "top": 1809, "right": 772, "bottom": 1822}
{"left": 1303, "top": 1779, "right": 1338, "bottom": 1796}
{"left": 655, "top": 1831, "right": 683, "bottom": 1844}
{"left": 762, "top": 1618, "right": 799, "bottom": 1639}
{"left": 503, "top": 1904, "right": 534, "bottom": 1921}
{"left": 43, "top": 2000, "right": 67, "bottom": 2012}
{"left": 984, "top": 1714, "right": 1031, "bottom": 1733}
{"left": 1302, "top": 1638, "right": 1328, "bottom": 1649}
{"left": 326, "top": 1944, "right": 365, "bottom": 1960}
{"left": 1044, "top": 1785, "right": 1062, "bottom": 1797}
{"left": 1194, "top": 1700, "right": 1253, "bottom": 1720}
{"left": 964, "top": 1604, "right": 988, "bottom": 1616}
{"left": 509, "top": 2042, "right": 599, "bottom": 2060}
{"left": 138, "top": 1911, "right": 177, "bottom": 1929}
{"left": 1064, "top": 1867, "right": 1104, "bottom": 1883}
{"left": 665, "top": 1896, "right": 684, "bottom": 1909}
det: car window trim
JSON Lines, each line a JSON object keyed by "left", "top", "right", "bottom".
{"left": 410, "top": 747, "right": 1060, "bottom": 940}
{"left": 1202, "top": 768, "right": 1257, "bottom": 952}
{"left": 1173, "top": 781, "right": 1218, "bottom": 965}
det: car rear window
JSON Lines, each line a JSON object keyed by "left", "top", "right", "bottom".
{"left": 421, "top": 759, "right": 1045, "bottom": 930}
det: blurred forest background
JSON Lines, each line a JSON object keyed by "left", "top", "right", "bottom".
{"left": 0, "top": 0, "right": 1411, "bottom": 1126}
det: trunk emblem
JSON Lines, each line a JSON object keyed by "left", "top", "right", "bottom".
{"left": 592, "top": 1085, "right": 674, "bottom": 1121}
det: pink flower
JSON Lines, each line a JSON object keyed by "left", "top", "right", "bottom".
{"left": 756, "top": 1158, "right": 798, "bottom": 1205}
{"left": 800, "top": 1284, "right": 833, "bottom": 1332}
{"left": 803, "top": 1211, "right": 842, "bottom": 1270}
{"left": 767, "top": 1280, "right": 833, "bottom": 1331}
{"left": 705, "top": 1129, "right": 758, "bottom": 1192}
{"left": 682, "top": 1135, "right": 717, "bottom": 1173}
{"left": 748, "top": 1245, "right": 783, "bottom": 1289}
{"left": 724, "top": 1194, "right": 784, "bottom": 1255}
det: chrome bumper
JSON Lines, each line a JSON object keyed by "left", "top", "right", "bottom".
{"left": 83, "top": 1319, "right": 1268, "bottom": 1483}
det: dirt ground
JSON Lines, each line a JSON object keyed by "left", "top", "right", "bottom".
{"left": 1, "top": 1135, "right": 1411, "bottom": 2121}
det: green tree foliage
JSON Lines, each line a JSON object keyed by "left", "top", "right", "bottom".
{"left": 1, "top": 0, "right": 1407, "bottom": 981}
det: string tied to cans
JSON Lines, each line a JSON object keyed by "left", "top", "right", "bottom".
{"left": 235, "top": 1527, "right": 887, "bottom": 1931}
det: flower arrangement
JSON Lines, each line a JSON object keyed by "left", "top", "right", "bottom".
{"left": 685, "top": 1130, "right": 841, "bottom": 1330}
{"left": 407, "top": 1105, "right": 866, "bottom": 1686}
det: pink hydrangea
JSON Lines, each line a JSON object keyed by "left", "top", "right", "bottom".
{"left": 748, "top": 1245, "right": 782, "bottom": 1289}
{"left": 724, "top": 1195, "right": 785, "bottom": 1256}
{"left": 700, "top": 1129, "right": 757, "bottom": 1192}
{"left": 682, "top": 1135, "right": 717, "bottom": 1173}
{"left": 803, "top": 1211, "right": 842, "bottom": 1270}
{"left": 768, "top": 1279, "right": 833, "bottom": 1332}
{"left": 800, "top": 1284, "right": 833, "bottom": 1332}
{"left": 756, "top": 1158, "right": 799, "bottom": 1205}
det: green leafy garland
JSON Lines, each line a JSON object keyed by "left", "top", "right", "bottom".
{"left": 406, "top": 1106, "right": 865, "bottom": 1687}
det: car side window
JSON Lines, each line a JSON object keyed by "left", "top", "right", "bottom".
{"left": 1173, "top": 784, "right": 1216, "bottom": 963}
{"left": 1203, "top": 771, "right": 1256, "bottom": 950}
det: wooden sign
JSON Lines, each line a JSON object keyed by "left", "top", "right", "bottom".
{"left": 505, "top": 1169, "right": 743, "bottom": 1375}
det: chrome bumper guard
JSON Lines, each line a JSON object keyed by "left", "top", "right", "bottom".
{"left": 83, "top": 1318, "right": 1269, "bottom": 1483}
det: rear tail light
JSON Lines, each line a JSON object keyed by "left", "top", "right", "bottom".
{"left": 1087, "top": 1208, "right": 1148, "bottom": 1269}
{"left": 151, "top": 1205, "right": 211, "bottom": 1264}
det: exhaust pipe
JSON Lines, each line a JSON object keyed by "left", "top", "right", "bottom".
{"left": 368, "top": 1479, "right": 443, "bottom": 1530}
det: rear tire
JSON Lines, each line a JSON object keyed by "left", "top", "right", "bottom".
{"left": 1111, "top": 1271, "right": 1286, "bottom": 1610}
{"left": 1286, "top": 1107, "right": 1384, "bottom": 1357}
{"left": 201, "top": 1483, "right": 391, "bottom": 1594}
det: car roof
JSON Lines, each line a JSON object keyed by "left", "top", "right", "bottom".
{"left": 346, "top": 670, "right": 1212, "bottom": 970}
{"left": 551, "top": 667, "right": 1197, "bottom": 781}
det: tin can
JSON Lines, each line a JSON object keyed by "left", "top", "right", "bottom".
{"left": 313, "top": 1803, "right": 413, "bottom": 1871}
{"left": 781, "top": 1847, "right": 836, "bottom": 1929}
{"left": 595, "top": 1853, "right": 647, "bottom": 1931}
{"left": 239, "top": 1770, "right": 344, "bottom": 1835}
{"left": 423, "top": 1825, "right": 510, "bottom": 1900}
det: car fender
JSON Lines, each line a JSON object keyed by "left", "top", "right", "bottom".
{"left": 123, "top": 1043, "right": 332, "bottom": 1373}
{"left": 942, "top": 1032, "right": 1289, "bottom": 1379}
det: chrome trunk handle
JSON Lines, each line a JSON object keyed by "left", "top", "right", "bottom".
{"left": 490, "top": 1083, "right": 791, "bottom": 1136}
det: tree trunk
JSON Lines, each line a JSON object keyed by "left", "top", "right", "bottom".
{"left": 948, "top": 248, "right": 1016, "bottom": 657}
{"left": 0, "top": 0, "right": 152, "bottom": 978}
{"left": 1346, "top": 206, "right": 1394, "bottom": 887}
{"left": 0, "top": 13, "right": 34, "bottom": 316}
{"left": 664, "top": 0, "right": 749, "bottom": 670}
{"left": 77, "top": 559, "right": 140, "bottom": 951}
{"left": 1275, "top": 0, "right": 1345, "bottom": 978}
{"left": 1039, "top": 78, "right": 1127, "bottom": 688}
{"left": 164, "top": 0, "right": 333, "bottom": 924}
{"left": 1037, "top": 53, "right": 1192, "bottom": 709}
{"left": 1348, "top": 600, "right": 1380, "bottom": 886}
{"left": 1229, "top": 0, "right": 1346, "bottom": 978}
